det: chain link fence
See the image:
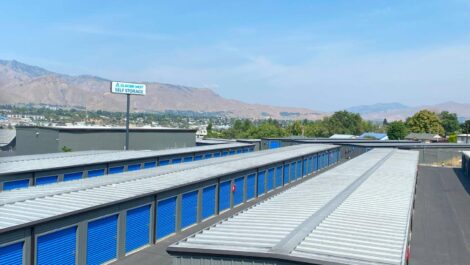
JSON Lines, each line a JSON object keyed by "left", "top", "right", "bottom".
{"left": 418, "top": 148, "right": 470, "bottom": 167}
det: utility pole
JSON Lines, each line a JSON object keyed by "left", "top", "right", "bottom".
{"left": 125, "top": 94, "right": 130, "bottom": 150}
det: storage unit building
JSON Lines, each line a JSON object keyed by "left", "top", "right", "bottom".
{"left": 0, "top": 144, "right": 341, "bottom": 265}
{"left": 169, "top": 149, "right": 419, "bottom": 265}
{"left": 0, "top": 143, "right": 255, "bottom": 191}
{"left": 463, "top": 151, "right": 470, "bottom": 177}
{"left": 14, "top": 126, "right": 198, "bottom": 155}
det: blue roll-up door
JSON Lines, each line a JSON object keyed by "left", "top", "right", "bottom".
{"left": 36, "top": 175, "right": 58, "bottom": 186}
{"left": 269, "top": 140, "right": 280, "bottom": 149}
{"left": 257, "top": 171, "right": 265, "bottom": 196}
{"left": 202, "top": 185, "right": 216, "bottom": 219}
{"left": 204, "top": 153, "right": 212, "bottom": 159}
{"left": 236, "top": 149, "right": 242, "bottom": 154}
{"left": 181, "top": 190, "right": 198, "bottom": 229}
{"left": 88, "top": 169, "right": 105, "bottom": 178}
{"left": 87, "top": 215, "right": 118, "bottom": 265}
{"left": 290, "top": 163, "right": 296, "bottom": 180}
{"left": 159, "top": 159, "right": 170, "bottom": 166}
{"left": 144, "top": 161, "right": 156, "bottom": 169}
{"left": 283, "top": 165, "right": 289, "bottom": 184}
{"left": 229, "top": 150, "right": 236, "bottom": 155}
{"left": 233, "top": 177, "right": 244, "bottom": 205}
{"left": 303, "top": 159, "right": 307, "bottom": 176}
{"left": 0, "top": 241, "right": 23, "bottom": 265}
{"left": 297, "top": 160, "right": 302, "bottom": 179}
{"left": 243, "top": 148, "right": 249, "bottom": 153}
{"left": 267, "top": 168, "right": 274, "bottom": 191}
{"left": 126, "top": 205, "right": 150, "bottom": 253}
{"left": 309, "top": 157, "right": 314, "bottom": 173}
{"left": 276, "top": 166, "right": 283, "bottom": 188}
{"left": 221, "top": 151, "right": 228, "bottom": 157}
{"left": 3, "top": 179, "right": 29, "bottom": 191}
{"left": 219, "top": 181, "right": 230, "bottom": 212}
{"left": 213, "top": 152, "right": 221, "bottom": 157}
{"left": 314, "top": 155, "right": 318, "bottom": 171}
{"left": 183, "top": 156, "right": 193, "bottom": 163}
{"left": 109, "top": 166, "right": 124, "bottom": 174}
{"left": 246, "top": 174, "right": 255, "bottom": 200}
{"left": 194, "top": 155, "right": 203, "bottom": 161}
{"left": 63, "top": 172, "right": 83, "bottom": 182}
{"left": 128, "top": 164, "right": 141, "bottom": 171}
{"left": 37, "top": 226, "right": 76, "bottom": 265}
{"left": 156, "top": 197, "right": 176, "bottom": 239}
{"left": 172, "top": 158, "right": 181, "bottom": 164}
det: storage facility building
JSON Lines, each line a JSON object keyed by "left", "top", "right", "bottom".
{"left": 463, "top": 151, "right": 470, "bottom": 177}
{"left": 15, "top": 126, "right": 198, "bottom": 155}
{"left": 0, "top": 142, "right": 255, "bottom": 191}
{"left": 169, "top": 148, "right": 419, "bottom": 265}
{"left": 0, "top": 144, "right": 341, "bottom": 265}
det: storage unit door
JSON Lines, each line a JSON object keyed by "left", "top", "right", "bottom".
{"left": 267, "top": 168, "right": 274, "bottom": 191}
{"left": 202, "top": 185, "right": 216, "bottom": 219}
{"left": 283, "top": 165, "right": 289, "bottom": 184}
{"left": 194, "top": 155, "right": 203, "bottom": 161}
{"left": 218, "top": 181, "right": 231, "bottom": 212}
{"left": 213, "top": 152, "right": 221, "bottom": 157}
{"left": 246, "top": 174, "right": 256, "bottom": 200}
{"left": 269, "top": 140, "right": 280, "bottom": 149}
{"left": 181, "top": 190, "right": 198, "bottom": 229}
{"left": 36, "top": 175, "right": 58, "bottom": 186}
{"left": 159, "top": 160, "right": 170, "bottom": 166}
{"left": 37, "top": 226, "right": 76, "bottom": 265}
{"left": 229, "top": 150, "right": 236, "bottom": 155}
{"left": 156, "top": 197, "right": 176, "bottom": 239}
{"left": 257, "top": 171, "right": 265, "bottom": 196}
{"left": 290, "top": 163, "right": 296, "bottom": 180}
{"left": 126, "top": 205, "right": 151, "bottom": 253}
{"left": 303, "top": 159, "right": 308, "bottom": 176}
{"left": 88, "top": 169, "right": 105, "bottom": 178}
{"left": 3, "top": 179, "right": 29, "bottom": 191}
{"left": 143, "top": 162, "right": 156, "bottom": 169}
{"left": 233, "top": 177, "right": 244, "bottom": 205}
{"left": 276, "top": 166, "right": 283, "bottom": 188}
{"left": 183, "top": 156, "right": 193, "bottom": 163}
{"left": 172, "top": 158, "right": 181, "bottom": 164}
{"left": 127, "top": 164, "right": 141, "bottom": 171}
{"left": 297, "top": 160, "right": 302, "bottom": 179}
{"left": 0, "top": 241, "right": 23, "bottom": 265}
{"left": 109, "top": 166, "right": 124, "bottom": 174}
{"left": 87, "top": 215, "right": 118, "bottom": 265}
{"left": 63, "top": 172, "right": 83, "bottom": 181}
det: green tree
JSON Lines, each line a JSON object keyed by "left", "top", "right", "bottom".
{"left": 387, "top": 121, "right": 408, "bottom": 140}
{"left": 288, "top": 120, "right": 303, "bottom": 136}
{"left": 439, "top": 111, "right": 460, "bottom": 136}
{"left": 324, "top": 111, "right": 364, "bottom": 135}
{"left": 206, "top": 122, "right": 213, "bottom": 132}
{"left": 61, "top": 146, "right": 72, "bottom": 152}
{"left": 448, "top": 134, "right": 457, "bottom": 143}
{"left": 405, "top": 110, "right": 444, "bottom": 135}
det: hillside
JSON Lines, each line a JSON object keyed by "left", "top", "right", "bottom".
{"left": 0, "top": 60, "right": 324, "bottom": 120}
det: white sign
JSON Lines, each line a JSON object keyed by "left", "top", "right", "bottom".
{"left": 111, "top": 81, "right": 146, "bottom": 95}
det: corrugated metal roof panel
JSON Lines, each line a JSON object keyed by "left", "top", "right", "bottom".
{"left": 0, "top": 144, "right": 336, "bottom": 232}
{"left": 169, "top": 149, "right": 419, "bottom": 265}
{"left": 0, "top": 143, "right": 253, "bottom": 175}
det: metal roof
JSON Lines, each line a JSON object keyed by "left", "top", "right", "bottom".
{"left": 15, "top": 125, "right": 197, "bottom": 132}
{"left": 0, "top": 142, "right": 253, "bottom": 175}
{"left": 0, "top": 129, "right": 16, "bottom": 146}
{"left": 169, "top": 148, "right": 419, "bottom": 265}
{"left": 464, "top": 151, "right": 470, "bottom": 158}
{"left": 343, "top": 142, "right": 470, "bottom": 149}
{"left": 0, "top": 144, "right": 336, "bottom": 233}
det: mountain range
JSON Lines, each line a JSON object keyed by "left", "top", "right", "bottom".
{"left": 1, "top": 59, "right": 469, "bottom": 121}
{"left": 0, "top": 60, "right": 324, "bottom": 120}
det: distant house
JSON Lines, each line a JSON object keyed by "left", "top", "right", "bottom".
{"left": 329, "top": 134, "right": 356, "bottom": 139}
{"left": 457, "top": 134, "right": 470, "bottom": 144}
{"left": 405, "top": 132, "right": 442, "bottom": 143}
{"left": 358, "top": 132, "right": 388, "bottom": 141}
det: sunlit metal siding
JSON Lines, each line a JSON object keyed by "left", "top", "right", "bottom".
{"left": 169, "top": 149, "right": 419, "bottom": 265}
{"left": 0, "top": 144, "right": 337, "bottom": 233}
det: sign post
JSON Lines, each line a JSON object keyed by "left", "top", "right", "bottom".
{"left": 110, "top": 81, "right": 146, "bottom": 150}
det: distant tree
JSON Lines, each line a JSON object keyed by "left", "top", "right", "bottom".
{"left": 324, "top": 111, "right": 364, "bottom": 135}
{"left": 387, "top": 121, "right": 408, "bottom": 140}
{"left": 206, "top": 122, "right": 213, "bottom": 132}
{"left": 288, "top": 120, "right": 303, "bottom": 136}
{"left": 439, "top": 111, "right": 460, "bottom": 136}
{"left": 405, "top": 110, "right": 444, "bottom": 135}
{"left": 383, "top": 118, "right": 388, "bottom": 126}
{"left": 448, "top": 134, "right": 457, "bottom": 143}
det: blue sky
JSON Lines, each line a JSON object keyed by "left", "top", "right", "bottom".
{"left": 1, "top": 0, "right": 469, "bottom": 111}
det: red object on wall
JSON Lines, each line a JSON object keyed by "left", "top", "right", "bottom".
{"left": 232, "top": 184, "right": 236, "bottom": 192}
